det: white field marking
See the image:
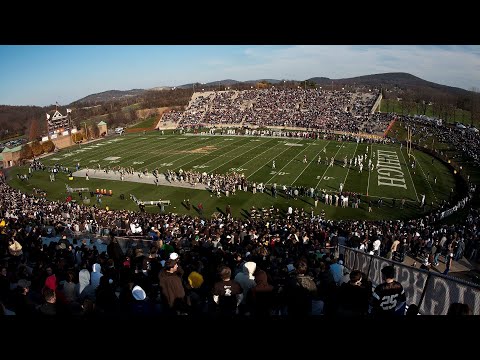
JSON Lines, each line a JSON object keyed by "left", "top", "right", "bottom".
{"left": 157, "top": 138, "right": 167, "bottom": 140}
{"left": 223, "top": 138, "right": 234, "bottom": 141}
{"left": 104, "top": 157, "right": 121, "bottom": 161}
{"left": 97, "top": 143, "right": 106, "bottom": 146}
{"left": 315, "top": 143, "right": 344, "bottom": 189}
{"left": 73, "top": 159, "right": 81, "bottom": 162}
{"left": 50, "top": 158, "right": 60, "bottom": 161}
{"left": 200, "top": 138, "right": 209, "bottom": 140}
{"left": 398, "top": 146, "right": 419, "bottom": 201}
{"left": 109, "top": 160, "right": 120, "bottom": 163}
{"left": 177, "top": 137, "right": 253, "bottom": 170}
{"left": 89, "top": 160, "right": 98, "bottom": 163}
{"left": 284, "top": 142, "right": 303, "bottom": 147}
{"left": 61, "top": 135, "right": 162, "bottom": 168}
{"left": 178, "top": 137, "right": 188, "bottom": 139}
{"left": 291, "top": 141, "right": 331, "bottom": 185}
{"left": 265, "top": 141, "right": 311, "bottom": 184}
{"left": 413, "top": 151, "right": 438, "bottom": 202}
{"left": 208, "top": 139, "right": 271, "bottom": 172}
{"left": 140, "top": 137, "right": 147, "bottom": 139}
{"left": 366, "top": 143, "right": 374, "bottom": 196}
{"left": 98, "top": 135, "right": 202, "bottom": 169}
{"left": 192, "top": 165, "right": 209, "bottom": 169}
{"left": 250, "top": 139, "right": 260, "bottom": 142}
{"left": 133, "top": 161, "right": 144, "bottom": 165}
{"left": 99, "top": 135, "right": 183, "bottom": 163}
{"left": 247, "top": 140, "right": 302, "bottom": 179}
{"left": 318, "top": 189, "right": 417, "bottom": 202}
{"left": 159, "top": 162, "right": 174, "bottom": 167}
{"left": 236, "top": 138, "right": 284, "bottom": 170}
{"left": 341, "top": 142, "right": 359, "bottom": 189}
{"left": 146, "top": 137, "right": 218, "bottom": 169}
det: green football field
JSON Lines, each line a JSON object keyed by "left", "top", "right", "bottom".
{"left": 9, "top": 132, "right": 456, "bottom": 220}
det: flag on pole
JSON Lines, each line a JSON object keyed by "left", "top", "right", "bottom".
{"left": 66, "top": 108, "right": 72, "bottom": 114}
{"left": 46, "top": 113, "right": 51, "bottom": 120}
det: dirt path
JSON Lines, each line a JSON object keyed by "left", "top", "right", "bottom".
{"left": 72, "top": 168, "right": 208, "bottom": 190}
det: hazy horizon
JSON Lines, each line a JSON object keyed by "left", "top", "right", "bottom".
{"left": 1, "top": 45, "right": 479, "bottom": 107}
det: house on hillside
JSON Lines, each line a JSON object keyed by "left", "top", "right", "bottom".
{"left": 98, "top": 121, "right": 107, "bottom": 136}
{"left": 1, "top": 145, "right": 22, "bottom": 168}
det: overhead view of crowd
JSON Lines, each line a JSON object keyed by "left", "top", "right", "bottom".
{"left": 0, "top": 167, "right": 478, "bottom": 316}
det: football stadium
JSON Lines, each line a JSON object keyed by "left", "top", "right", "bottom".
{"left": 1, "top": 50, "right": 479, "bottom": 317}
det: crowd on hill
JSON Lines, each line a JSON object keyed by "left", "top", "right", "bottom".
{"left": 386, "top": 114, "right": 480, "bottom": 167}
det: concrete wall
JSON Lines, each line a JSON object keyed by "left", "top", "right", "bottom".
{"left": 50, "top": 134, "right": 73, "bottom": 149}
{"left": 2, "top": 150, "right": 22, "bottom": 168}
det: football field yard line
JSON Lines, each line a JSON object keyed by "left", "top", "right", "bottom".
{"left": 399, "top": 146, "right": 419, "bottom": 202}
{"left": 48, "top": 136, "right": 166, "bottom": 168}
{"left": 233, "top": 138, "right": 285, "bottom": 169}
{"left": 77, "top": 136, "right": 198, "bottom": 169}
{"left": 107, "top": 136, "right": 197, "bottom": 167}
{"left": 172, "top": 137, "right": 248, "bottom": 170}
{"left": 315, "top": 144, "right": 344, "bottom": 190}
{"left": 291, "top": 141, "right": 331, "bottom": 185}
{"left": 341, "top": 141, "right": 359, "bottom": 190}
{"left": 115, "top": 136, "right": 207, "bottom": 170}
{"left": 208, "top": 139, "right": 275, "bottom": 172}
{"left": 247, "top": 140, "right": 302, "bottom": 179}
{"left": 140, "top": 136, "right": 218, "bottom": 169}
{"left": 366, "top": 143, "right": 374, "bottom": 196}
{"left": 265, "top": 141, "right": 313, "bottom": 184}
{"left": 135, "top": 139, "right": 218, "bottom": 169}
{"left": 414, "top": 151, "right": 438, "bottom": 203}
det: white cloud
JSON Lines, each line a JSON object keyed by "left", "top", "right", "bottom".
{"left": 218, "top": 45, "right": 480, "bottom": 90}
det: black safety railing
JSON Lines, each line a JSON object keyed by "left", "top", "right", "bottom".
{"left": 340, "top": 245, "right": 480, "bottom": 315}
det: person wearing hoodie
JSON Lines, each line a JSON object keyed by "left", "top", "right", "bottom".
{"left": 234, "top": 261, "right": 256, "bottom": 314}
{"left": 77, "top": 267, "right": 96, "bottom": 302}
{"left": 247, "top": 269, "right": 275, "bottom": 317}
{"left": 90, "top": 263, "right": 103, "bottom": 290}
{"left": 158, "top": 259, "right": 187, "bottom": 315}
{"left": 131, "top": 285, "right": 153, "bottom": 315}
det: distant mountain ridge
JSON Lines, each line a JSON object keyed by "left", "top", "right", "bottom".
{"left": 73, "top": 89, "right": 146, "bottom": 104}
{"left": 71, "top": 72, "right": 474, "bottom": 105}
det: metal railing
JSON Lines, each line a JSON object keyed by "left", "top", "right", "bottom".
{"left": 340, "top": 245, "right": 480, "bottom": 315}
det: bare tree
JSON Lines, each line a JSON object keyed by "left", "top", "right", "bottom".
{"left": 28, "top": 118, "right": 40, "bottom": 141}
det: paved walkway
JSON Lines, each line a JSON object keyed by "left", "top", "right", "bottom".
{"left": 72, "top": 168, "right": 208, "bottom": 191}
{"left": 404, "top": 253, "right": 480, "bottom": 285}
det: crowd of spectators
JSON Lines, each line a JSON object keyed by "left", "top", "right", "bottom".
{"left": 173, "top": 88, "right": 388, "bottom": 134}
{"left": 0, "top": 164, "right": 478, "bottom": 316}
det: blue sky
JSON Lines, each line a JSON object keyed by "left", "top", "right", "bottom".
{"left": 0, "top": 45, "right": 479, "bottom": 107}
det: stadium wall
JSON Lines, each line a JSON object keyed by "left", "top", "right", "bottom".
{"left": 340, "top": 245, "right": 480, "bottom": 315}
{"left": 49, "top": 134, "right": 73, "bottom": 149}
